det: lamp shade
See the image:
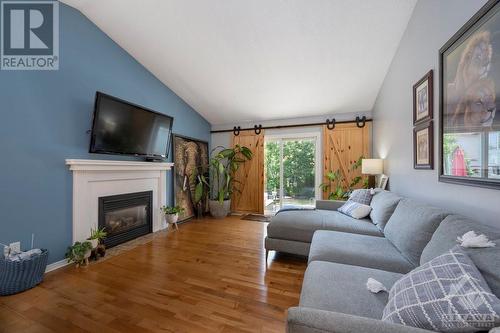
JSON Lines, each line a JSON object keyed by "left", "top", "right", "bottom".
{"left": 362, "top": 159, "right": 383, "bottom": 175}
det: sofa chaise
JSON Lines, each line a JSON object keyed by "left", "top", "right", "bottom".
{"left": 264, "top": 190, "right": 500, "bottom": 333}
{"left": 265, "top": 191, "right": 401, "bottom": 258}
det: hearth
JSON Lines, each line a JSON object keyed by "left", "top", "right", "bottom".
{"left": 98, "top": 191, "right": 153, "bottom": 248}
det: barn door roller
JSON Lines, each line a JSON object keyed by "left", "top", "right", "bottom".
{"left": 326, "top": 118, "right": 336, "bottom": 130}
{"left": 355, "top": 116, "right": 366, "bottom": 128}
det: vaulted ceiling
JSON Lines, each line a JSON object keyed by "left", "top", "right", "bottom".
{"left": 61, "top": 0, "right": 417, "bottom": 125}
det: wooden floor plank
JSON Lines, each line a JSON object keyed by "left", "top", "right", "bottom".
{"left": 0, "top": 217, "right": 306, "bottom": 332}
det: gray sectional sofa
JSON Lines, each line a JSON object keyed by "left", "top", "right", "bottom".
{"left": 264, "top": 190, "right": 500, "bottom": 333}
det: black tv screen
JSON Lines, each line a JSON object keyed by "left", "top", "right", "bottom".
{"left": 89, "top": 92, "right": 173, "bottom": 159}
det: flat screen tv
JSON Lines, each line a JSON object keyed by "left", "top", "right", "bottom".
{"left": 89, "top": 92, "right": 174, "bottom": 160}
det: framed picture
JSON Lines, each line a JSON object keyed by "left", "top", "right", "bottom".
{"left": 414, "top": 121, "right": 434, "bottom": 169}
{"left": 377, "top": 174, "right": 389, "bottom": 190}
{"left": 413, "top": 70, "right": 433, "bottom": 125}
{"left": 172, "top": 134, "right": 209, "bottom": 222}
{"left": 439, "top": 0, "right": 500, "bottom": 189}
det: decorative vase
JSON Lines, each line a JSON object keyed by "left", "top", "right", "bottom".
{"left": 209, "top": 199, "right": 231, "bottom": 219}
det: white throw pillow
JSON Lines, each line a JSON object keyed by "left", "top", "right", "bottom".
{"left": 338, "top": 200, "right": 372, "bottom": 219}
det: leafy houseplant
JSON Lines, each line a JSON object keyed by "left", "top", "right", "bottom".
{"left": 88, "top": 227, "right": 107, "bottom": 249}
{"left": 160, "top": 205, "right": 185, "bottom": 226}
{"left": 65, "top": 241, "right": 93, "bottom": 267}
{"left": 193, "top": 167, "right": 210, "bottom": 218}
{"left": 320, "top": 156, "right": 368, "bottom": 200}
{"left": 207, "top": 145, "right": 252, "bottom": 218}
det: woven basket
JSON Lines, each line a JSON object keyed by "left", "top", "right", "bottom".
{"left": 0, "top": 249, "right": 49, "bottom": 296}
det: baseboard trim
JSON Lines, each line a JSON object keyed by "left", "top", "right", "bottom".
{"left": 45, "top": 259, "right": 69, "bottom": 273}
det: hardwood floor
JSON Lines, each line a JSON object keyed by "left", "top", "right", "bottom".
{"left": 0, "top": 216, "right": 307, "bottom": 333}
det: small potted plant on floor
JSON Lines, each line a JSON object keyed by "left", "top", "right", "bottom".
{"left": 88, "top": 227, "right": 107, "bottom": 249}
{"left": 65, "top": 241, "right": 93, "bottom": 267}
{"left": 160, "top": 205, "right": 185, "bottom": 229}
{"left": 88, "top": 227, "right": 107, "bottom": 260}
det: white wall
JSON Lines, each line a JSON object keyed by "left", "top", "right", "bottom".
{"left": 211, "top": 132, "right": 232, "bottom": 152}
{"left": 372, "top": 0, "right": 499, "bottom": 225}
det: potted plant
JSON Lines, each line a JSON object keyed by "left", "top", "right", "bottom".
{"left": 88, "top": 227, "right": 107, "bottom": 249}
{"left": 319, "top": 156, "right": 368, "bottom": 200}
{"left": 193, "top": 168, "right": 210, "bottom": 218}
{"left": 65, "top": 241, "right": 93, "bottom": 267}
{"left": 160, "top": 205, "right": 185, "bottom": 227}
{"left": 207, "top": 145, "right": 252, "bottom": 218}
{"left": 319, "top": 156, "right": 368, "bottom": 201}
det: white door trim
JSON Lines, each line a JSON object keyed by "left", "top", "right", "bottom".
{"left": 264, "top": 130, "right": 323, "bottom": 209}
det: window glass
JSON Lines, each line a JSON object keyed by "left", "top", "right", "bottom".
{"left": 443, "top": 132, "right": 483, "bottom": 178}
{"left": 489, "top": 131, "right": 500, "bottom": 179}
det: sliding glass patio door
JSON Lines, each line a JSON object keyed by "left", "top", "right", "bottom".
{"left": 264, "top": 133, "right": 320, "bottom": 214}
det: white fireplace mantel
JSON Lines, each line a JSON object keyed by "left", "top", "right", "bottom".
{"left": 66, "top": 159, "right": 174, "bottom": 243}
{"left": 66, "top": 159, "right": 174, "bottom": 171}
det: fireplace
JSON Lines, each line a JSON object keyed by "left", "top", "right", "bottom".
{"left": 98, "top": 191, "right": 153, "bottom": 248}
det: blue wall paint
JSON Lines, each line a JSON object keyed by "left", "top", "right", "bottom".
{"left": 0, "top": 2, "right": 211, "bottom": 263}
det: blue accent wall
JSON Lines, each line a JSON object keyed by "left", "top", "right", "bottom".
{"left": 0, "top": 2, "right": 211, "bottom": 264}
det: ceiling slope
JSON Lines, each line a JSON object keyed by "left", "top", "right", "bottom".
{"left": 61, "top": 0, "right": 416, "bottom": 125}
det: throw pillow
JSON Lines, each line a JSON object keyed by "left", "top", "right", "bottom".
{"left": 382, "top": 246, "right": 500, "bottom": 332}
{"left": 349, "top": 189, "right": 374, "bottom": 205}
{"left": 338, "top": 200, "right": 372, "bottom": 219}
{"left": 419, "top": 215, "right": 500, "bottom": 297}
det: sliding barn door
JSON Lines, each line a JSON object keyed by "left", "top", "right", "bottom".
{"left": 231, "top": 130, "right": 265, "bottom": 214}
{"left": 322, "top": 123, "right": 371, "bottom": 199}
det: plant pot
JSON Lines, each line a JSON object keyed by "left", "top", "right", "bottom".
{"left": 74, "top": 248, "right": 91, "bottom": 267}
{"left": 165, "top": 213, "right": 179, "bottom": 225}
{"left": 196, "top": 202, "right": 204, "bottom": 219}
{"left": 88, "top": 239, "right": 99, "bottom": 249}
{"left": 209, "top": 199, "right": 231, "bottom": 219}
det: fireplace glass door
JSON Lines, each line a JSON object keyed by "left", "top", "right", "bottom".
{"left": 98, "top": 191, "right": 153, "bottom": 248}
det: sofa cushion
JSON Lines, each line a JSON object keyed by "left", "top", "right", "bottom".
{"left": 267, "top": 209, "right": 382, "bottom": 243}
{"left": 465, "top": 239, "right": 500, "bottom": 298}
{"left": 383, "top": 198, "right": 448, "bottom": 266}
{"left": 338, "top": 200, "right": 372, "bottom": 219}
{"left": 421, "top": 214, "right": 500, "bottom": 297}
{"left": 421, "top": 214, "right": 500, "bottom": 263}
{"left": 300, "top": 261, "right": 403, "bottom": 319}
{"left": 308, "top": 230, "right": 414, "bottom": 273}
{"left": 369, "top": 191, "right": 402, "bottom": 231}
{"left": 382, "top": 246, "right": 500, "bottom": 332}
